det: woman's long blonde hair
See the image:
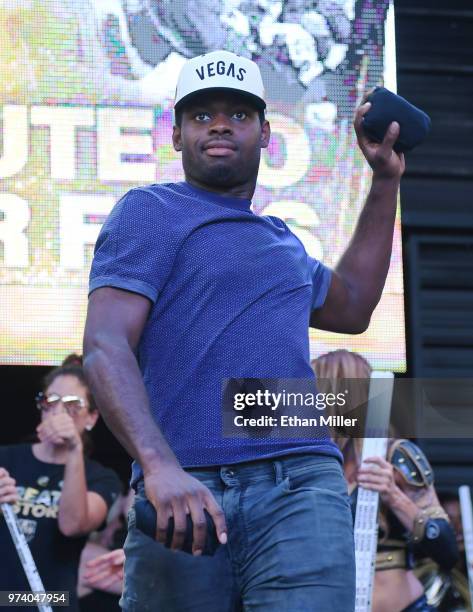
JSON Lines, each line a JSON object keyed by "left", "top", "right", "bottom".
{"left": 312, "top": 349, "right": 372, "bottom": 380}
{"left": 312, "top": 349, "right": 372, "bottom": 461}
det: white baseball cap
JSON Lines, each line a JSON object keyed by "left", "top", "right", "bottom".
{"left": 174, "top": 50, "right": 266, "bottom": 113}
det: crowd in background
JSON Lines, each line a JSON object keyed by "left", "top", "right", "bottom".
{"left": 0, "top": 350, "right": 471, "bottom": 611}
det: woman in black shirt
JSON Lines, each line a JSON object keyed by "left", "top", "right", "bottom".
{"left": 0, "top": 355, "right": 121, "bottom": 611}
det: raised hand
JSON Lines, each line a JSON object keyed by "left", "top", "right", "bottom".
{"left": 354, "top": 101, "right": 405, "bottom": 181}
{"left": 36, "top": 412, "right": 82, "bottom": 450}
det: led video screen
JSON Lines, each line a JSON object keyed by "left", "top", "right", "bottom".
{"left": 0, "top": 0, "right": 404, "bottom": 369}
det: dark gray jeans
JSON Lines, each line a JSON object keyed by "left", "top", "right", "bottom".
{"left": 121, "top": 454, "right": 355, "bottom": 611}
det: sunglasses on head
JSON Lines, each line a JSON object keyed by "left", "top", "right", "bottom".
{"left": 35, "top": 392, "right": 86, "bottom": 416}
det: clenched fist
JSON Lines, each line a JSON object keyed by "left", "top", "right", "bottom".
{"left": 357, "top": 456, "right": 399, "bottom": 505}
{"left": 37, "top": 412, "right": 82, "bottom": 450}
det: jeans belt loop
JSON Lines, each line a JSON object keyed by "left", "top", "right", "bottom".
{"left": 273, "top": 460, "right": 284, "bottom": 485}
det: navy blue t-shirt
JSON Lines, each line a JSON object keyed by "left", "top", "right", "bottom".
{"left": 89, "top": 181, "right": 341, "bottom": 481}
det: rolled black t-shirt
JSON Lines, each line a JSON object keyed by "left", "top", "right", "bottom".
{"left": 0, "top": 444, "right": 121, "bottom": 611}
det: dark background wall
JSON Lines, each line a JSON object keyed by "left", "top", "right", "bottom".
{"left": 1, "top": 0, "right": 472, "bottom": 491}
{"left": 395, "top": 0, "right": 473, "bottom": 491}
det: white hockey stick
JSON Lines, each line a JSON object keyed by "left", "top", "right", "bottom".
{"left": 1, "top": 503, "right": 53, "bottom": 612}
{"left": 354, "top": 371, "right": 394, "bottom": 612}
{"left": 459, "top": 485, "right": 473, "bottom": 608}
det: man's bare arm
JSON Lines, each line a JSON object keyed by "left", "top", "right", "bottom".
{"left": 83, "top": 287, "right": 174, "bottom": 468}
{"left": 310, "top": 101, "right": 405, "bottom": 334}
{"left": 83, "top": 287, "right": 227, "bottom": 554}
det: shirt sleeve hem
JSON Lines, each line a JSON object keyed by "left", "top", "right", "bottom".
{"left": 311, "top": 264, "right": 332, "bottom": 311}
{"left": 89, "top": 276, "right": 158, "bottom": 303}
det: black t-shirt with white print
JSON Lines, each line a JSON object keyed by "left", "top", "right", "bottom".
{"left": 0, "top": 444, "right": 121, "bottom": 611}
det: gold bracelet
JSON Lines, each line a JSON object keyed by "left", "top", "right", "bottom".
{"left": 412, "top": 509, "right": 428, "bottom": 542}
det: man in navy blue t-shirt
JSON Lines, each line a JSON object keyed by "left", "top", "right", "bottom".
{"left": 84, "top": 50, "right": 405, "bottom": 611}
